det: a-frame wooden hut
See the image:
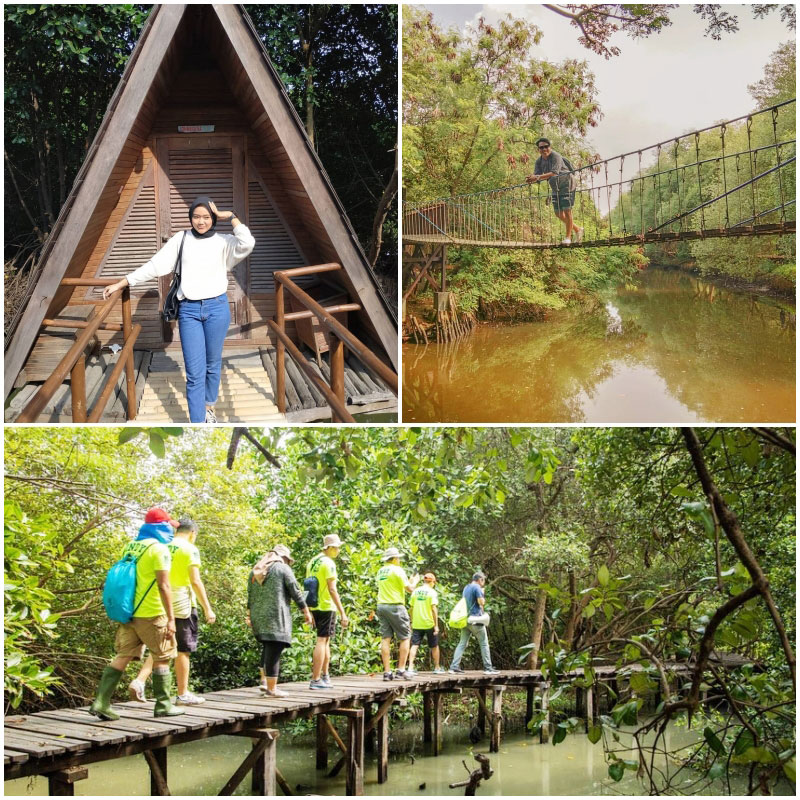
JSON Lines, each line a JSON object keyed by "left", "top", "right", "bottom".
{"left": 5, "top": 4, "right": 397, "bottom": 421}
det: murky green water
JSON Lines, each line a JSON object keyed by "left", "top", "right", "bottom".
{"left": 6, "top": 717, "right": 791, "bottom": 796}
{"left": 403, "top": 268, "right": 796, "bottom": 423}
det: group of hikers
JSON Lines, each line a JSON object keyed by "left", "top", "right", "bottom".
{"left": 90, "top": 510, "right": 498, "bottom": 720}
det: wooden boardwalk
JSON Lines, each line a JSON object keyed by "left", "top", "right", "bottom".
{"left": 5, "top": 664, "right": 698, "bottom": 795}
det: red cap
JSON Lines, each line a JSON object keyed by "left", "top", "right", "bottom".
{"left": 144, "top": 507, "right": 180, "bottom": 528}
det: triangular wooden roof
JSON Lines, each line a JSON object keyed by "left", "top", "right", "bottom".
{"left": 5, "top": 4, "right": 397, "bottom": 397}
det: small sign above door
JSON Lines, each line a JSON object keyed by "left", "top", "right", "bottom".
{"left": 177, "top": 125, "right": 215, "bottom": 133}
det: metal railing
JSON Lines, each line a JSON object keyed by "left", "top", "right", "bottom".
{"left": 267, "top": 263, "right": 398, "bottom": 423}
{"left": 403, "top": 99, "right": 796, "bottom": 249}
{"left": 16, "top": 280, "right": 141, "bottom": 423}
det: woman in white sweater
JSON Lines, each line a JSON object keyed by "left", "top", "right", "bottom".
{"left": 104, "top": 197, "right": 255, "bottom": 423}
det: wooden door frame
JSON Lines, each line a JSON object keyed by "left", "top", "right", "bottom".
{"left": 153, "top": 133, "right": 249, "bottom": 342}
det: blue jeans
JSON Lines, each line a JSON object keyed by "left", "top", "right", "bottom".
{"left": 177, "top": 294, "right": 230, "bottom": 422}
{"left": 450, "top": 623, "right": 493, "bottom": 670}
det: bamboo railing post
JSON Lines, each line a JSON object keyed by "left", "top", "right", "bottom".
{"left": 275, "top": 282, "right": 286, "bottom": 414}
{"left": 70, "top": 355, "right": 87, "bottom": 422}
{"left": 120, "top": 286, "right": 137, "bottom": 420}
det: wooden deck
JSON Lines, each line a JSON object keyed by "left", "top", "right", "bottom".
{"left": 4, "top": 665, "right": 694, "bottom": 795}
{"left": 6, "top": 344, "right": 396, "bottom": 424}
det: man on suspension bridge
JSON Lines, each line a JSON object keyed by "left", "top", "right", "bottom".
{"left": 527, "top": 138, "right": 584, "bottom": 245}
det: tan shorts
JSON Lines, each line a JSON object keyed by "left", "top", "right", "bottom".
{"left": 115, "top": 615, "right": 177, "bottom": 661}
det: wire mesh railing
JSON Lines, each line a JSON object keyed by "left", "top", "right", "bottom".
{"left": 402, "top": 100, "right": 796, "bottom": 249}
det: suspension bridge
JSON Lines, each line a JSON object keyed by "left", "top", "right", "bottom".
{"left": 403, "top": 100, "right": 796, "bottom": 251}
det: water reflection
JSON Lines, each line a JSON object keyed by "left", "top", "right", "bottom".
{"left": 403, "top": 268, "right": 795, "bottom": 423}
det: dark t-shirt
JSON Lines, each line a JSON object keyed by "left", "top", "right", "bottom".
{"left": 463, "top": 582, "right": 484, "bottom": 617}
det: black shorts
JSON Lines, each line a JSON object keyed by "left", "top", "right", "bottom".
{"left": 176, "top": 608, "right": 199, "bottom": 653}
{"left": 312, "top": 609, "right": 337, "bottom": 639}
{"left": 411, "top": 628, "right": 439, "bottom": 648}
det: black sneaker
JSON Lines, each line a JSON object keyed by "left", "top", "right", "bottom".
{"left": 394, "top": 669, "right": 408, "bottom": 680}
{"left": 448, "top": 666, "right": 464, "bottom": 674}
{"left": 382, "top": 671, "right": 394, "bottom": 681}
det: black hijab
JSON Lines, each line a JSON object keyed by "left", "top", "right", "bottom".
{"left": 189, "top": 196, "right": 217, "bottom": 239}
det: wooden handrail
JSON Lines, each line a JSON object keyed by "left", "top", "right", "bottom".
{"left": 274, "top": 270, "right": 398, "bottom": 392}
{"left": 266, "top": 319, "right": 355, "bottom": 422}
{"left": 17, "top": 286, "right": 139, "bottom": 423}
{"left": 271, "top": 263, "right": 398, "bottom": 423}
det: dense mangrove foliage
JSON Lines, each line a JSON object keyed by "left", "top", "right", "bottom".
{"left": 4, "top": 426, "right": 795, "bottom": 793}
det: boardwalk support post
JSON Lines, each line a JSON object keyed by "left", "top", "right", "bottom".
{"left": 525, "top": 685, "right": 535, "bottom": 731}
{"left": 540, "top": 684, "right": 551, "bottom": 744}
{"left": 144, "top": 747, "right": 169, "bottom": 795}
{"left": 376, "top": 704, "right": 389, "bottom": 784}
{"left": 47, "top": 767, "right": 88, "bottom": 796}
{"left": 477, "top": 687, "right": 486, "bottom": 735}
{"left": 333, "top": 708, "right": 364, "bottom": 796}
{"left": 423, "top": 691, "right": 432, "bottom": 743}
{"left": 431, "top": 691, "right": 443, "bottom": 756}
{"left": 316, "top": 714, "right": 328, "bottom": 770}
{"left": 223, "top": 728, "right": 279, "bottom": 796}
{"left": 489, "top": 687, "right": 504, "bottom": 753}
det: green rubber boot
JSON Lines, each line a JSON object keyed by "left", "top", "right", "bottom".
{"left": 152, "top": 670, "right": 185, "bottom": 717}
{"left": 89, "top": 666, "right": 123, "bottom": 721}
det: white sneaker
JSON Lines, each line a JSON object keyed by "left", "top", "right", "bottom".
{"left": 176, "top": 692, "right": 206, "bottom": 705}
{"left": 561, "top": 238, "right": 571, "bottom": 245}
{"left": 129, "top": 679, "right": 147, "bottom": 702}
{"left": 204, "top": 407, "right": 217, "bottom": 424}
{"left": 260, "top": 686, "right": 288, "bottom": 697}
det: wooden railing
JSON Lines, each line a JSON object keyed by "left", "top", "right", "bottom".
{"left": 16, "top": 280, "right": 141, "bottom": 423}
{"left": 267, "top": 263, "right": 398, "bottom": 422}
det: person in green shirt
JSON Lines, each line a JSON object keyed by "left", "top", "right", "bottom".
{"left": 89, "top": 508, "right": 184, "bottom": 720}
{"left": 306, "top": 533, "right": 349, "bottom": 689}
{"left": 128, "top": 518, "right": 217, "bottom": 705}
{"left": 407, "top": 572, "right": 444, "bottom": 675}
{"left": 375, "top": 547, "right": 419, "bottom": 681}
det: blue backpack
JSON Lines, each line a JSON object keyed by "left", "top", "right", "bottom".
{"left": 102, "top": 544, "right": 156, "bottom": 623}
{"left": 303, "top": 576, "right": 319, "bottom": 608}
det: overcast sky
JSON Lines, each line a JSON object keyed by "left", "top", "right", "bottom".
{"left": 416, "top": 4, "right": 793, "bottom": 161}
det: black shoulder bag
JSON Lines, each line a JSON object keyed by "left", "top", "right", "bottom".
{"left": 161, "top": 232, "right": 187, "bottom": 322}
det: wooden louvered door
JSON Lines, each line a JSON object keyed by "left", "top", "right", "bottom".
{"left": 156, "top": 135, "right": 247, "bottom": 341}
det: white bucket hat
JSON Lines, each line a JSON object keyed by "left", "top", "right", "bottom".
{"left": 382, "top": 547, "right": 402, "bottom": 561}
{"left": 323, "top": 534, "right": 343, "bottom": 548}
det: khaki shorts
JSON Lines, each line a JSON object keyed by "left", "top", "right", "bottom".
{"left": 115, "top": 615, "right": 177, "bottom": 661}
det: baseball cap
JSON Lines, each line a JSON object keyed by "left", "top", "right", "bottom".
{"left": 423, "top": 572, "right": 436, "bottom": 583}
{"left": 144, "top": 507, "right": 180, "bottom": 528}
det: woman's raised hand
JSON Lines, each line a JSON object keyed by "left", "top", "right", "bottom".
{"left": 208, "top": 200, "right": 232, "bottom": 220}
{"left": 102, "top": 279, "right": 128, "bottom": 300}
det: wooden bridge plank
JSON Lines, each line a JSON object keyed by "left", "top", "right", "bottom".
{"left": 4, "top": 749, "right": 30, "bottom": 765}
{"left": 5, "top": 715, "right": 131, "bottom": 747}
{"left": 36, "top": 709, "right": 166, "bottom": 737}
{"left": 2, "top": 731, "right": 90, "bottom": 758}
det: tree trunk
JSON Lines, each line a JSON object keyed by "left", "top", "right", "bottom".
{"left": 528, "top": 588, "right": 547, "bottom": 669}
{"left": 563, "top": 570, "right": 578, "bottom": 647}
{"left": 366, "top": 145, "right": 398, "bottom": 266}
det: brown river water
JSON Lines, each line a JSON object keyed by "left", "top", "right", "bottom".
{"left": 403, "top": 268, "right": 796, "bottom": 423}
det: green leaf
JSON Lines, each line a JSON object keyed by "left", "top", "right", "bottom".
{"left": 704, "top": 727, "right": 725, "bottom": 756}
{"left": 733, "top": 729, "right": 755, "bottom": 755}
{"left": 587, "top": 725, "right": 602, "bottom": 744}
{"left": 608, "top": 762, "right": 624, "bottom": 782}
{"left": 552, "top": 726, "right": 567, "bottom": 745}
{"left": 782, "top": 756, "right": 795, "bottom": 783}
{"left": 148, "top": 432, "right": 165, "bottom": 458}
{"left": 118, "top": 427, "right": 142, "bottom": 444}
{"left": 709, "top": 762, "right": 725, "bottom": 780}
{"left": 597, "top": 565, "right": 609, "bottom": 587}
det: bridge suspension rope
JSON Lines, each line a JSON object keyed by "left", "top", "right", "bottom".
{"left": 403, "top": 99, "right": 796, "bottom": 249}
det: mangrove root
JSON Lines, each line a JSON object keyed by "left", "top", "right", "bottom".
{"left": 449, "top": 753, "right": 493, "bottom": 796}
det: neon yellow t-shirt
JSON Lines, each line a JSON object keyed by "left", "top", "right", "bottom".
{"left": 306, "top": 554, "right": 337, "bottom": 612}
{"left": 410, "top": 585, "right": 438, "bottom": 630}
{"left": 167, "top": 537, "right": 201, "bottom": 618}
{"left": 121, "top": 539, "right": 171, "bottom": 618}
{"left": 376, "top": 563, "right": 408, "bottom": 605}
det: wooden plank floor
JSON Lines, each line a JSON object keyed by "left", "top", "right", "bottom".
{"left": 136, "top": 348, "right": 286, "bottom": 423}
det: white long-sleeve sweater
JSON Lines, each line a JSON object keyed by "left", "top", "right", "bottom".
{"left": 125, "top": 224, "right": 256, "bottom": 300}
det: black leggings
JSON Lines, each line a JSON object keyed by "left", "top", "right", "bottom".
{"left": 260, "top": 641, "right": 288, "bottom": 678}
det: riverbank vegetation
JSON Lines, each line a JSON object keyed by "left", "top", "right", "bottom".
{"left": 4, "top": 426, "right": 795, "bottom": 794}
